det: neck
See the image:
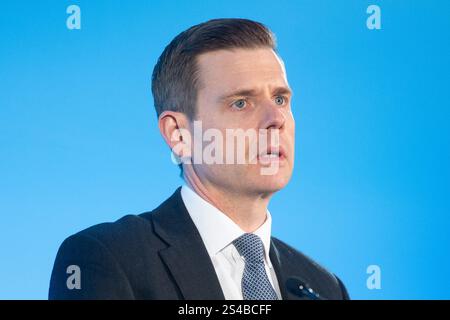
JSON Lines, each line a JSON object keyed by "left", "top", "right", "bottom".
{"left": 184, "top": 171, "right": 272, "bottom": 233}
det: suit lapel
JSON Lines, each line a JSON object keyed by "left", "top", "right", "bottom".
{"left": 269, "top": 239, "right": 304, "bottom": 300}
{"left": 151, "top": 187, "right": 225, "bottom": 300}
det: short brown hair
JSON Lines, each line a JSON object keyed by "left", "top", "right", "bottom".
{"left": 151, "top": 18, "right": 276, "bottom": 120}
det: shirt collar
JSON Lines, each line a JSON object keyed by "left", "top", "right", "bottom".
{"left": 180, "top": 184, "right": 273, "bottom": 266}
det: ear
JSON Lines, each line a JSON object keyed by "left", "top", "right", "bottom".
{"left": 158, "top": 111, "right": 192, "bottom": 159}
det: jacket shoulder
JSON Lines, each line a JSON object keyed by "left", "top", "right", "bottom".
{"left": 49, "top": 213, "right": 161, "bottom": 299}
{"left": 73, "top": 213, "right": 154, "bottom": 246}
{"left": 56, "top": 211, "right": 166, "bottom": 270}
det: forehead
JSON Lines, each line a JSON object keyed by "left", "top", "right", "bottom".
{"left": 196, "top": 48, "right": 288, "bottom": 94}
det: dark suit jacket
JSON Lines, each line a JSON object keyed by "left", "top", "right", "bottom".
{"left": 49, "top": 187, "right": 349, "bottom": 300}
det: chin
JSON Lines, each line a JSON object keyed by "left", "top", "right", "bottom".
{"left": 252, "top": 170, "right": 292, "bottom": 194}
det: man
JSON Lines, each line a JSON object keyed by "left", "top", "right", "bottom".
{"left": 49, "top": 18, "right": 349, "bottom": 300}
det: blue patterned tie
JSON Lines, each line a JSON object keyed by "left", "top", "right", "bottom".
{"left": 233, "top": 233, "right": 279, "bottom": 300}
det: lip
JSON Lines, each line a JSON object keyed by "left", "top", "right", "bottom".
{"left": 257, "top": 145, "right": 287, "bottom": 164}
{"left": 258, "top": 145, "right": 286, "bottom": 157}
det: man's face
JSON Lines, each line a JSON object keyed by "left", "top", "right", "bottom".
{"left": 189, "top": 48, "right": 295, "bottom": 196}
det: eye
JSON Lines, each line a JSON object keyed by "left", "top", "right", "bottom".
{"left": 274, "top": 95, "right": 286, "bottom": 105}
{"left": 232, "top": 99, "right": 247, "bottom": 110}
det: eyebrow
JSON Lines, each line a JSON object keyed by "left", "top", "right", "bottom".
{"left": 217, "top": 86, "right": 292, "bottom": 103}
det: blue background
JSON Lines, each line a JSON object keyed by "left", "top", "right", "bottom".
{"left": 1, "top": 0, "right": 449, "bottom": 299}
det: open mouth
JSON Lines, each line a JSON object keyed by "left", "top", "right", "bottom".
{"left": 257, "top": 146, "right": 286, "bottom": 164}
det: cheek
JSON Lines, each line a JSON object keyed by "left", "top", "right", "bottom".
{"left": 286, "top": 117, "right": 296, "bottom": 141}
{"left": 288, "top": 111, "right": 296, "bottom": 129}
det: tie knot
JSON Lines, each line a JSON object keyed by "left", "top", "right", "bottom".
{"left": 233, "top": 233, "right": 265, "bottom": 264}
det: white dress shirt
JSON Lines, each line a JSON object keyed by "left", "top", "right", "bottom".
{"left": 180, "top": 184, "right": 282, "bottom": 300}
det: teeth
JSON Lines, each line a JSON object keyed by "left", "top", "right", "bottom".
{"left": 260, "top": 153, "right": 279, "bottom": 158}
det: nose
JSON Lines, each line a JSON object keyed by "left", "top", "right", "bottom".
{"left": 261, "top": 100, "right": 286, "bottom": 131}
